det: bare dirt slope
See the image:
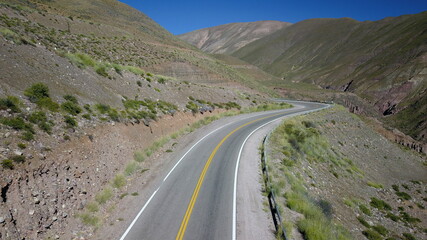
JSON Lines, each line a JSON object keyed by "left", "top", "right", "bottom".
{"left": 178, "top": 21, "right": 290, "bottom": 54}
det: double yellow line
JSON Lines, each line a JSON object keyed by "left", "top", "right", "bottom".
{"left": 175, "top": 114, "right": 280, "bottom": 240}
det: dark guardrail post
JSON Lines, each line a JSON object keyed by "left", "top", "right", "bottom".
{"left": 261, "top": 135, "right": 287, "bottom": 240}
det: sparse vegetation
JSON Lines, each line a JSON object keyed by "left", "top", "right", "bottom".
{"left": 17, "top": 143, "right": 26, "bottom": 149}
{"left": 362, "top": 229, "right": 382, "bottom": 240}
{"left": 357, "top": 216, "right": 371, "bottom": 228}
{"left": 372, "top": 224, "right": 388, "bottom": 236}
{"left": 79, "top": 213, "right": 100, "bottom": 227}
{"left": 370, "top": 197, "right": 392, "bottom": 211}
{"left": 61, "top": 101, "right": 82, "bottom": 116}
{"left": 64, "top": 115, "right": 77, "bottom": 128}
{"left": 112, "top": 174, "right": 126, "bottom": 188}
{"left": 367, "top": 181, "right": 383, "bottom": 189}
{"left": 359, "top": 204, "right": 372, "bottom": 216}
{"left": 1, "top": 159, "right": 14, "bottom": 169}
{"left": 24, "top": 83, "right": 50, "bottom": 103}
{"left": 124, "top": 162, "right": 138, "bottom": 176}
{"left": 95, "top": 188, "right": 113, "bottom": 204}
{"left": 86, "top": 202, "right": 99, "bottom": 213}
{"left": 0, "top": 96, "right": 21, "bottom": 113}
{"left": 133, "top": 151, "right": 145, "bottom": 162}
{"left": 395, "top": 191, "right": 412, "bottom": 200}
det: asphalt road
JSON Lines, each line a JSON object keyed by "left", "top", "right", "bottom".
{"left": 119, "top": 101, "right": 328, "bottom": 240}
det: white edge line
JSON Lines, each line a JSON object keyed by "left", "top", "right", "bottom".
{"left": 119, "top": 188, "right": 159, "bottom": 240}
{"left": 118, "top": 104, "right": 320, "bottom": 240}
{"left": 163, "top": 124, "right": 226, "bottom": 182}
{"left": 162, "top": 108, "right": 299, "bottom": 182}
{"left": 232, "top": 105, "right": 330, "bottom": 240}
{"left": 119, "top": 111, "right": 272, "bottom": 240}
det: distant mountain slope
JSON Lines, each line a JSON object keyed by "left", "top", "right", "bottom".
{"left": 232, "top": 13, "right": 427, "bottom": 142}
{"left": 178, "top": 21, "right": 290, "bottom": 54}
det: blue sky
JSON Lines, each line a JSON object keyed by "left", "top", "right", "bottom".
{"left": 119, "top": 0, "right": 427, "bottom": 35}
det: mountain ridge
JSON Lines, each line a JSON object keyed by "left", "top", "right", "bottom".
{"left": 178, "top": 20, "right": 290, "bottom": 54}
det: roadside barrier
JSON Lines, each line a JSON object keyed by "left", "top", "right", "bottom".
{"left": 261, "top": 135, "right": 288, "bottom": 240}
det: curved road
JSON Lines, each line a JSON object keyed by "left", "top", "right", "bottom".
{"left": 119, "top": 101, "right": 328, "bottom": 240}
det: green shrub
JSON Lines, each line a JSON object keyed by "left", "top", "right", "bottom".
{"left": 0, "top": 116, "right": 33, "bottom": 132}
{"left": 95, "top": 103, "right": 110, "bottom": 114}
{"left": 65, "top": 53, "right": 96, "bottom": 68}
{"left": 86, "top": 202, "right": 99, "bottom": 213}
{"left": 63, "top": 95, "right": 78, "bottom": 104}
{"left": 39, "top": 121, "right": 53, "bottom": 134}
{"left": 124, "top": 162, "right": 138, "bottom": 176}
{"left": 61, "top": 101, "right": 82, "bottom": 115}
{"left": 108, "top": 109, "right": 120, "bottom": 122}
{"left": 79, "top": 213, "right": 99, "bottom": 226}
{"left": 392, "top": 184, "right": 399, "bottom": 192}
{"left": 402, "top": 233, "right": 416, "bottom": 240}
{"left": 17, "top": 143, "right": 26, "bottom": 149}
{"left": 133, "top": 151, "right": 145, "bottom": 162}
{"left": 395, "top": 191, "right": 411, "bottom": 200}
{"left": 362, "top": 229, "right": 382, "bottom": 240}
{"left": 36, "top": 97, "right": 59, "bottom": 112}
{"left": 0, "top": 96, "right": 21, "bottom": 112}
{"left": 385, "top": 212, "right": 400, "bottom": 222}
{"left": 357, "top": 216, "right": 370, "bottom": 228}
{"left": 21, "top": 131, "right": 34, "bottom": 141}
{"left": 28, "top": 111, "right": 53, "bottom": 133}
{"left": 95, "top": 64, "right": 109, "bottom": 77}
{"left": 400, "top": 211, "right": 421, "bottom": 223}
{"left": 82, "top": 113, "right": 91, "bottom": 120}
{"left": 131, "top": 192, "right": 139, "bottom": 196}
{"left": 372, "top": 225, "right": 388, "bottom": 236}
{"left": 29, "top": 111, "right": 47, "bottom": 123}
{"left": 24, "top": 83, "right": 50, "bottom": 103}
{"left": 367, "top": 181, "right": 383, "bottom": 189}
{"left": 64, "top": 115, "right": 77, "bottom": 128}
{"left": 1, "top": 159, "right": 14, "bottom": 169}
{"left": 136, "top": 80, "right": 142, "bottom": 87}
{"left": 224, "top": 101, "right": 241, "bottom": 110}
{"left": 186, "top": 101, "right": 199, "bottom": 113}
{"left": 84, "top": 104, "right": 92, "bottom": 113}
{"left": 95, "top": 188, "right": 113, "bottom": 204}
{"left": 123, "top": 66, "right": 144, "bottom": 75}
{"left": 112, "top": 174, "right": 126, "bottom": 188}
{"left": 119, "top": 193, "right": 128, "bottom": 199}
{"left": 0, "top": 27, "right": 21, "bottom": 43}
{"left": 370, "top": 197, "right": 392, "bottom": 211}
{"left": 11, "top": 155, "right": 25, "bottom": 163}
{"left": 158, "top": 78, "right": 166, "bottom": 84}
{"left": 360, "top": 204, "right": 372, "bottom": 216}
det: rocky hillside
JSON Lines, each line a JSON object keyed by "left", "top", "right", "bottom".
{"left": 178, "top": 21, "right": 290, "bottom": 54}
{"left": 0, "top": 0, "right": 275, "bottom": 104}
{"left": 232, "top": 12, "right": 427, "bottom": 142}
{"left": 267, "top": 106, "right": 426, "bottom": 240}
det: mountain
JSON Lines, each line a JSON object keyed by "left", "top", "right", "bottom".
{"left": 0, "top": 0, "right": 276, "bottom": 107}
{"left": 231, "top": 13, "right": 427, "bottom": 142}
{"left": 178, "top": 21, "right": 290, "bottom": 54}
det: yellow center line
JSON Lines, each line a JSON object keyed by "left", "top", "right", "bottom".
{"left": 175, "top": 113, "right": 283, "bottom": 240}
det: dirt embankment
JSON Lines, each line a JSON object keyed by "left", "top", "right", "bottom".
{"left": 0, "top": 110, "right": 221, "bottom": 240}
